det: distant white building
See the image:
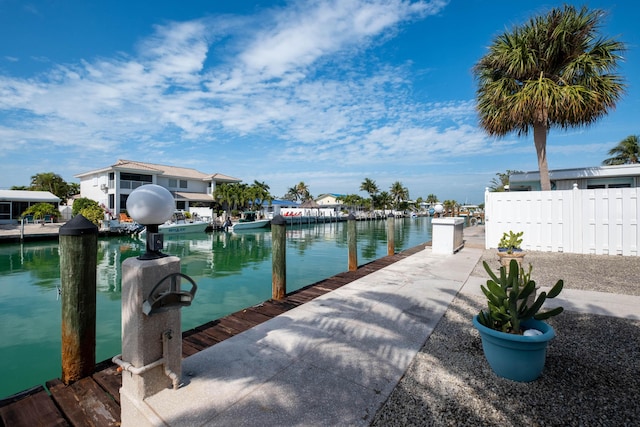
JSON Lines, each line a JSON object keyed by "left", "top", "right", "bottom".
{"left": 0, "top": 190, "right": 61, "bottom": 224}
{"left": 75, "top": 159, "right": 241, "bottom": 219}
{"left": 509, "top": 164, "right": 640, "bottom": 191}
{"left": 316, "top": 193, "right": 345, "bottom": 207}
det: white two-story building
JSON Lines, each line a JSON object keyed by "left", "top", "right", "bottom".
{"left": 75, "top": 159, "right": 241, "bottom": 219}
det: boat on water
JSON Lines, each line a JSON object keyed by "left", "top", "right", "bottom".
{"left": 230, "top": 211, "right": 270, "bottom": 231}
{"left": 140, "top": 211, "right": 209, "bottom": 235}
{"left": 457, "top": 205, "right": 484, "bottom": 225}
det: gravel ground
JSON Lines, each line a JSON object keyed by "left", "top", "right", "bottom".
{"left": 371, "top": 249, "right": 640, "bottom": 426}
{"left": 473, "top": 249, "right": 640, "bottom": 296}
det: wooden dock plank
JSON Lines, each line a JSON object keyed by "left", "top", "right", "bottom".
{"left": 182, "top": 340, "right": 203, "bottom": 357}
{"left": 92, "top": 366, "right": 122, "bottom": 405}
{"left": 0, "top": 386, "right": 69, "bottom": 427}
{"left": 246, "top": 301, "right": 289, "bottom": 317}
{"left": 195, "top": 324, "right": 235, "bottom": 342}
{"left": 217, "top": 316, "right": 255, "bottom": 333}
{"left": 183, "top": 331, "right": 219, "bottom": 350}
{"left": 47, "top": 377, "right": 120, "bottom": 427}
{"left": 233, "top": 308, "right": 273, "bottom": 325}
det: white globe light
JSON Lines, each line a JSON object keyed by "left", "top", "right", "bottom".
{"left": 434, "top": 204, "right": 444, "bottom": 214}
{"left": 126, "top": 184, "right": 174, "bottom": 225}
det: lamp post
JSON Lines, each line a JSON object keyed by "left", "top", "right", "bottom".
{"left": 119, "top": 184, "right": 183, "bottom": 424}
{"left": 126, "top": 184, "right": 175, "bottom": 260}
{"left": 434, "top": 203, "right": 444, "bottom": 218}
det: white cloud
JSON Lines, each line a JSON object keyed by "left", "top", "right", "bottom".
{"left": 0, "top": 0, "right": 503, "bottom": 200}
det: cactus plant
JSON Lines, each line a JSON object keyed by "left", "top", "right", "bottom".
{"left": 477, "top": 259, "right": 564, "bottom": 334}
{"left": 497, "top": 230, "right": 523, "bottom": 254}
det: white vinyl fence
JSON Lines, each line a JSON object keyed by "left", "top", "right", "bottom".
{"left": 484, "top": 186, "right": 639, "bottom": 256}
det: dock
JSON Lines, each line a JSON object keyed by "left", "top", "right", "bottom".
{"left": 0, "top": 244, "right": 427, "bottom": 426}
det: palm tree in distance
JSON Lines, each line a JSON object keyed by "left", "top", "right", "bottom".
{"left": 376, "top": 191, "right": 392, "bottom": 211}
{"left": 360, "top": 178, "right": 379, "bottom": 212}
{"left": 489, "top": 170, "right": 523, "bottom": 192}
{"left": 247, "top": 180, "right": 272, "bottom": 212}
{"left": 474, "top": 5, "right": 626, "bottom": 191}
{"left": 30, "top": 172, "right": 71, "bottom": 201}
{"left": 284, "top": 182, "right": 311, "bottom": 202}
{"left": 389, "top": 181, "right": 409, "bottom": 210}
{"left": 602, "top": 135, "right": 639, "bottom": 165}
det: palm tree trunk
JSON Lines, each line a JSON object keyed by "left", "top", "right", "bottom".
{"left": 533, "top": 121, "right": 551, "bottom": 191}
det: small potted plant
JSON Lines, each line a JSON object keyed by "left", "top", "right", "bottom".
{"left": 497, "top": 230, "right": 525, "bottom": 266}
{"left": 472, "top": 259, "right": 564, "bottom": 382}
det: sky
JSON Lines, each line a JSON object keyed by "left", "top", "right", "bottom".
{"left": 0, "top": 0, "right": 638, "bottom": 204}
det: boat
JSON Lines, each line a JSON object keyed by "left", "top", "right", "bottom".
{"left": 139, "top": 212, "right": 209, "bottom": 235}
{"left": 457, "top": 205, "right": 484, "bottom": 225}
{"left": 230, "top": 212, "right": 270, "bottom": 231}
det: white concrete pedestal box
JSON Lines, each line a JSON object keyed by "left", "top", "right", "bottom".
{"left": 432, "top": 218, "right": 464, "bottom": 254}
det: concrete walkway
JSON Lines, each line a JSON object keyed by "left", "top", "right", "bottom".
{"left": 137, "top": 244, "right": 484, "bottom": 426}
{"left": 126, "top": 226, "right": 640, "bottom": 426}
{"left": 0, "top": 222, "right": 63, "bottom": 240}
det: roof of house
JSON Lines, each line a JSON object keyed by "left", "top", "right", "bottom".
{"left": 75, "top": 159, "right": 242, "bottom": 183}
{"left": 0, "top": 190, "right": 61, "bottom": 202}
{"left": 510, "top": 164, "right": 640, "bottom": 183}
{"left": 174, "top": 191, "right": 214, "bottom": 202}
{"left": 316, "top": 193, "right": 345, "bottom": 199}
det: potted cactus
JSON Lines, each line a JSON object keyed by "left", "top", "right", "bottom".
{"left": 497, "top": 230, "right": 525, "bottom": 267}
{"left": 472, "top": 259, "right": 564, "bottom": 382}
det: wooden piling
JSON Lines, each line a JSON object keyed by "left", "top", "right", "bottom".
{"left": 59, "top": 215, "right": 98, "bottom": 384}
{"left": 271, "top": 215, "right": 286, "bottom": 300}
{"left": 387, "top": 213, "right": 395, "bottom": 256}
{"left": 348, "top": 214, "right": 357, "bottom": 271}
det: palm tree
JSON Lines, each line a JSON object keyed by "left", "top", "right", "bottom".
{"left": 30, "top": 172, "right": 70, "bottom": 201}
{"left": 474, "top": 5, "right": 625, "bottom": 191}
{"left": 248, "top": 180, "right": 272, "bottom": 211}
{"left": 489, "top": 170, "right": 523, "bottom": 192}
{"left": 283, "top": 186, "right": 299, "bottom": 202}
{"left": 336, "top": 194, "right": 365, "bottom": 213}
{"left": 442, "top": 200, "right": 458, "bottom": 217}
{"left": 602, "top": 135, "right": 640, "bottom": 165}
{"left": 213, "top": 183, "right": 236, "bottom": 215}
{"left": 389, "top": 181, "right": 409, "bottom": 210}
{"left": 360, "top": 178, "right": 379, "bottom": 212}
{"left": 375, "top": 191, "right": 393, "bottom": 211}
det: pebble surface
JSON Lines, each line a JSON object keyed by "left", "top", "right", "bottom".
{"left": 371, "top": 249, "right": 640, "bottom": 427}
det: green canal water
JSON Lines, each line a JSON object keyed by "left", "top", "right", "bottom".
{"left": 0, "top": 217, "right": 434, "bottom": 398}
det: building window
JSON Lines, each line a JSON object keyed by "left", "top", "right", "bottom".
{"left": 120, "top": 172, "right": 152, "bottom": 190}
{"left": 120, "top": 194, "right": 129, "bottom": 213}
{"left": 0, "top": 202, "right": 10, "bottom": 220}
{"left": 180, "top": 180, "right": 188, "bottom": 189}
{"left": 12, "top": 202, "right": 30, "bottom": 219}
{"left": 168, "top": 179, "right": 177, "bottom": 188}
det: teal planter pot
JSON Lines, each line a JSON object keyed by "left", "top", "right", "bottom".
{"left": 472, "top": 315, "right": 555, "bottom": 382}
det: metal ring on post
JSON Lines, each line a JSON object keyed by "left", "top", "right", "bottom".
{"left": 142, "top": 272, "right": 198, "bottom": 316}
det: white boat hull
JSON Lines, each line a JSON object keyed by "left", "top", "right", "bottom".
{"left": 138, "top": 221, "right": 209, "bottom": 236}
{"left": 230, "top": 219, "right": 270, "bottom": 231}
{"left": 159, "top": 221, "right": 209, "bottom": 234}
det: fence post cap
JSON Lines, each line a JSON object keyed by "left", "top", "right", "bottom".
{"left": 271, "top": 215, "right": 286, "bottom": 225}
{"left": 59, "top": 215, "right": 98, "bottom": 236}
